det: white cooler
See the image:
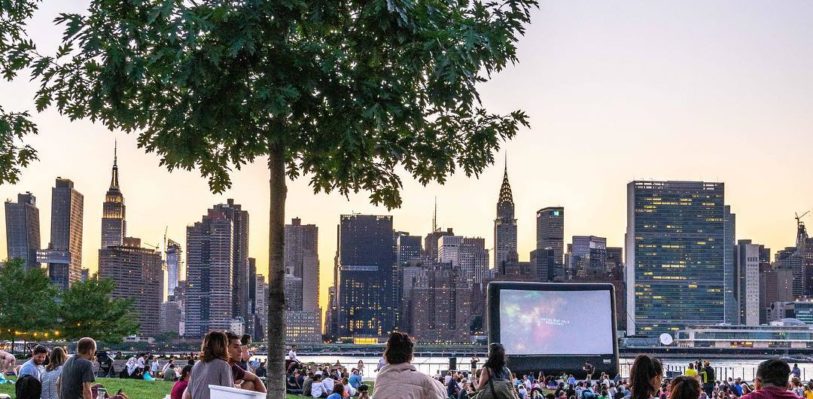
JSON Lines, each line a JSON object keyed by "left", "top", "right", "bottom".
{"left": 209, "top": 385, "right": 266, "bottom": 398}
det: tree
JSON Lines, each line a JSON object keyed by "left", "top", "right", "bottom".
{"left": 0, "top": 259, "right": 58, "bottom": 350}
{"left": 57, "top": 277, "right": 139, "bottom": 343}
{"left": 0, "top": 0, "right": 39, "bottom": 184}
{"left": 10, "top": 0, "right": 538, "bottom": 396}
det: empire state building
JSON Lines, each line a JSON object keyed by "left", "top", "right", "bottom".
{"left": 494, "top": 161, "right": 518, "bottom": 270}
{"left": 101, "top": 143, "right": 126, "bottom": 248}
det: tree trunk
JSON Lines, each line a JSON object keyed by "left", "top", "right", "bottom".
{"left": 267, "top": 144, "right": 287, "bottom": 399}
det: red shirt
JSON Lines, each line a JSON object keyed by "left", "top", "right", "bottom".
{"left": 170, "top": 380, "right": 188, "bottom": 399}
{"left": 742, "top": 386, "right": 800, "bottom": 399}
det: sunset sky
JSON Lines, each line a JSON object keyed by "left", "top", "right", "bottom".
{"left": 1, "top": 1, "right": 812, "bottom": 313}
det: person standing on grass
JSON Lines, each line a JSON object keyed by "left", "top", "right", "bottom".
{"left": 19, "top": 345, "right": 48, "bottom": 381}
{"left": 57, "top": 337, "right": 96, "bottom": 399}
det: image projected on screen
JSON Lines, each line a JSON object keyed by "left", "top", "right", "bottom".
{"left": 499, "top": 289, "right": 614, "bottom": 355}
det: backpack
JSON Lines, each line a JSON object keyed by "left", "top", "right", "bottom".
{"left": 473, "top": 368, "right": 520, "bottom": 399}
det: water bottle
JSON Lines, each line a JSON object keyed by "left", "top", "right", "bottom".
{"left": 96, "top": 387, "right": 107, "bottom": 399}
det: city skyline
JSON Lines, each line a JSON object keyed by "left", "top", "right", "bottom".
{"left": 2, "top": 1, "right": 813, "bottom": 315}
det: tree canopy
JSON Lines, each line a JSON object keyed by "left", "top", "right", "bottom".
{"left": 2, "top": 0, "right": 538, "bottom": 396}
{"left": 0, "top": 0, "right": 39, "bottom": 184}
{"left": 0, "top": 259, "right": 58, "bottom": 342}
{"left": 58, "top": 276, "right": 140, "bottom": 343}
{"left": 33, "top": 0, "right": 534, "bottom": 204}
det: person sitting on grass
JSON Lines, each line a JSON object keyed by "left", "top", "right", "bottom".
{"left": 741, "top": 359, "right": 797, "bottom": 399}
{"left": 358, "top": 384, "right": 371, "bottom": 399}
{"left": 311, "top": 374, "right": 328, "bottom": 398}
{"left": 41, "top": 347, "right": 66, "bottom": 399}
{"left": 171, "top": 365, "right": 193, "bottom": 399}
{"left": 15, "top": 375, "right": 41, "bottom": 399}
{"left": 373, "top": 332, "right": 446, "bottom": 399}
{"left": 226, "top": 331, "right": 266, "bottom": 393}
{"left": 629, "top": 355, "right": 662, "bottom": 399}
{"left": 669, "top": 376, "right": 701, "bottom": 399}
{"left": 0, "top": 350, "right": 15, "bottom": 375}
{"left": 287, "top": 369, "right": 303, "bottom": 395}
{"left": 18, "top": 345, "right": 48, "bottom": 381}
{"left": 183, "top": 331, "right": 234, "bottom": 399}
{"left": 327, "top": 383, "right": 345, "bottom": 399}
{"left": 164, "top": 363, "right": 179, "bottom": 381}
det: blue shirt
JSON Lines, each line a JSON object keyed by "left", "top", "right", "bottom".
{"left": 733, "top": 384, "right": 743, "bottom": 397}
{"left": 349, "top": 373, "right": 362, "bottom": 388}
{"left": 19, "top": 359, "right": 43, "bottom": 380}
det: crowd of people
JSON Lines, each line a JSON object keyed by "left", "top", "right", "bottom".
{"left": 1, "top": 337, "right": 124, "bottom": 399}
{"left": 4, "top": 335, "right": 813, "bottom": 399}
{"left": 286, "top": 334, "right": 812, "bottom": 399}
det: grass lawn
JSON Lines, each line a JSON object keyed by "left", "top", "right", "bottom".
{"left": 0, "top": 377, "right": 368, "bottom": 398}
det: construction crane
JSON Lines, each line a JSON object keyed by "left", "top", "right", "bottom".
{"left": 795, "top": 210, "right": 811, "bottom": 246}
{"left": 796, "top": 210, "right": 810, "bottom": 225}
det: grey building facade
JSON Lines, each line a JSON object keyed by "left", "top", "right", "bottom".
{"left": 4, "top": 192, "right": 41, "bottom": 270}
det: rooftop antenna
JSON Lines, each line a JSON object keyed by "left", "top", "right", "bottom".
{"left": 432, "top": 197, "right": 438, "bottom": 233}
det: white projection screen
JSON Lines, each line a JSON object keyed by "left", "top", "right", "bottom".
{"left": 499, "top": 289, "right": 614, "bottom": 355}
{"left": 487, "top": 282, "right": 619, "bottom": 376}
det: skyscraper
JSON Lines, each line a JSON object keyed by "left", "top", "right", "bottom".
{"left": 284, "top": 218, "right": 319, "bottom": 312}
{"left": 438, "top": 235, "right": 488, "bottom": 284}
{"left": 626, "top": 181, "right": 726, "bottom": 335}
{"left": 410, "top": 264, "right": 473, "bottom": 343}
{"left": 185, "top": 206, "right": 235, "bottom": 337}
{"left": 396, "top": 234, "right": 422, "bottom": 266}
{"left": 532, "top": 207, "right": 565, "bottom": 282}
{"left": 723, "top": 206, "right": 738, "bottom": 324}
{"left": 215, "top": 200, "right": 250, "bottom": 330}
{"left": 165, "top": 239, "right": 183, "bottom": 297}
{"left": 568, "top": 235, "right": 608, "bottom": 278}
{"left": 101, "top": 144, "right": 126, "bottom": 248}
{"left": 4, "top": 192, "right": 41, "bottom": 270}
{"left": 424, "top": 228, "right": 454, "bottom": 263}
{"left": 494, "top": 164, "right": 518, "bottom": 269}
{"left": 254, "top": 273, "right": 267, "bottom": 338}
{"left": 99, "top": 237, "right": 164, "bottom": 336}
{"left": 284, "top": 273, "right": 304, "bottom": 311}
{"left": 44, "top": 178, "right": 84, "bottom": 290}
{"left": 736, "top": 240, "right": 762, "bottom": 326}
{"left": 336, "top": 214, "right": 395, "bottom": 339}
{"left": 284, "top": 218, "right": 322, "bottom": 342}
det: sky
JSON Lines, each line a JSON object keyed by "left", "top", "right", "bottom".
{"left": 1, "top": 1, "right": 812, "bottom": 314}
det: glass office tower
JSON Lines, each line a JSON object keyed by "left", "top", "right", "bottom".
{"left": 626, "top": 181, "right": 726, "bottom": 336}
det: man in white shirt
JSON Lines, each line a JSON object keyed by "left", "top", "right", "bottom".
{"left": 288, "top": 345, "right": 299, "bottom": 363}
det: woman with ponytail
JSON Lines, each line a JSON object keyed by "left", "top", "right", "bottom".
{"left": 372, "top": 332, "right": 446, "bottom": 399}
{"left": 629, "top": 355, "right": 663, "bottom": 399}
{"left": 670, "top": 376, "right": 701, "bottom": 399}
